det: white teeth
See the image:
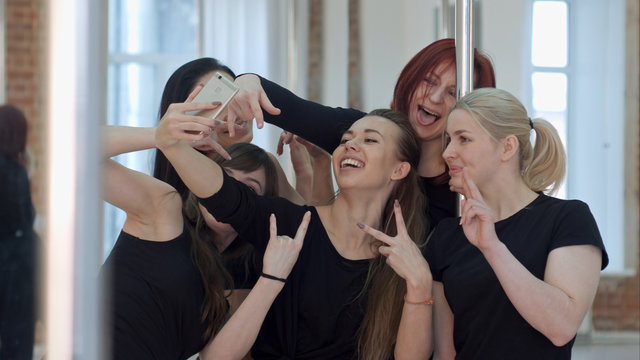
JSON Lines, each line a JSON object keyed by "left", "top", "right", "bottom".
{"left": 340, "top": 158, "right": 364, "bottom": 168}
{"left": 422, "top": 107, "right": 439, "bottom": 117}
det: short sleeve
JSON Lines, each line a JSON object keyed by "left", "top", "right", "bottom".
{"left": 550, "top": 200, "right": 609, "bottom": 270}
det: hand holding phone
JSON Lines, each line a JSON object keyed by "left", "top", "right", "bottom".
{"left": 188, "top": 72, "right": 239, "bottom": 120}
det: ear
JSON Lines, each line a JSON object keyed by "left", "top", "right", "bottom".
{"left": 390, "top": 161, "right": 411, "bottom": 181}
{"left": 501, "top": 135, "right": 519, "bottom": 162}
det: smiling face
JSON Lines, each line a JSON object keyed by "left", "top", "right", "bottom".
{"left": 442, "top": 109, "right": 504, "bottom": 194}
{"left": 408, "top": 62, "right": 457, "bottom": 143}
{"left": 332, "top": 115, "right": 407, "bottom": 191}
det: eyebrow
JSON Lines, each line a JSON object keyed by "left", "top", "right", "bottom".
{"left": 445, "top": 129, "right": 470, "bottom": 137}
{"left": 342, "top": 129, "right": 384, "bottom": 137}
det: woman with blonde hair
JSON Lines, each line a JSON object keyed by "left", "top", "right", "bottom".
{"left": 428, "top": 88, "right": 608, "bottom": 359}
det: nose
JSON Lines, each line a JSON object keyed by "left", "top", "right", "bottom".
{"left": 428, "top": 85, "right": 446, "bottom": 104}
{"left": 442, "top": 140, "right": 455, "bottom": 160}
{"left": 345, "top": 138, "right": 359, "bottom": 151}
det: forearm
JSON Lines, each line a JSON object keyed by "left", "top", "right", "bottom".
{"left": 258, "top": 76, "right": 363, "bottom": 153}
{"left": 481, "top": 242, "right": 599, "bottom": 346}
{"left": 310, "top": 154, "right": 334, "bottom": 205}
{"left": 394, "top": 282, "right": 433, "bottom": 359}
{"left": 200, "top": 277, "right": 283, "bottom": 360}
{"left": 158, "top": 141, "right": 223, "bottom": 198}
{"left": 103, "top": 126, "right": 156, "bottom": 158}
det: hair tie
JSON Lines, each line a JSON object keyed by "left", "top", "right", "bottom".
{"left": 528, "top": 117, "right": 534, "bottom": 130}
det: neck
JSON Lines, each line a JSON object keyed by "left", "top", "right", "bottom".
{"left": 317, "top": 191, "right": 390, "bottom": 260}
{"left": 418, "top": 138, "right": 446, "bottom": 178}
{"left": 211, "top": 228, "right": 238, "bottom": 252}
{"left": 480, "top": 174, "right": 539, "bottom": 221}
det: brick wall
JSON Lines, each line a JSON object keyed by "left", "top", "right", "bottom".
{"left": 4, "top": 0, "right": 45, "bottom": 218}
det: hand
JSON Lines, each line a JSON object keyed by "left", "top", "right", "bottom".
{"left": 227, "top": 74, "right": 281, "bottom": 137}
{"left": 357, "top": 200, "right": 432, "bottom": 291}
{"left": 262, "top": 211, "right": 311, "bottom": 280}
{"left": 155, "top": 84, "right": 231, "bottom": 159}
{"left": 458, "top": 169, "right": 499, "bottom": 251}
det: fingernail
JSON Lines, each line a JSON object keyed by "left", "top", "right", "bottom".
{"left": 212, "top": 101, "right": 221, "bottom": 105}
{"left": 357, "top": 222, "right": 365, "bottom": 229}
{"left": 394, "top": 199, "right": 399, "bottom": 208}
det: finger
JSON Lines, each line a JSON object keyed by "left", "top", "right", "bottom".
{"left": 393, "top": 199, "right": 409, "bottom": 238}
{"left": 378, "top": 245, "right": 391, "bottom": 257}
{"left": 209, "top": 141, "right": 231, "bottom": 160}
{"left": 357, "top": 222, "right": 395, "bottom": 245}
{"left": 462, "top": 169, "right": 484, "bottom": 202}
{"left": 269, "top": 213, "right": 277, "bottom": 240}
{"left": 277, "top": 135, "right": 286, "bottom": 155}
{"left": 459, "top": 198, "right": 466, "bottom": 225}
{"left": 293, "top": 211, "right": 311, "bottom": 242}
{"left": 185, "top": 83, "right": 204, "bottom": 103}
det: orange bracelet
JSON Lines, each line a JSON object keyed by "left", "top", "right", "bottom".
{"left": 404, "top": 294, "right": 434, "bottom": 305}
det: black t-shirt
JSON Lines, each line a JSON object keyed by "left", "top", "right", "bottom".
{"left": 259, "top": 76, "right": 457, "bottom": 229}
{"left": 200, "top": 171, "right": 371, "bottom": 360}
{"left": 100, "top": 229, "right": 207, "bottom": 360}
{"left": 426, "top": 194, "right": 609, "bottom": 360}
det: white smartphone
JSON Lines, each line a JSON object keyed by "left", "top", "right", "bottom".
{"left": 188, "top": 71, "right": 239, "bottom": 120}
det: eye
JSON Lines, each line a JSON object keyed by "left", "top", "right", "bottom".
{"left": 339, "top": 137, "right": 349, "bottom": 144}
{"left": 424, "top": 78, "right": 437, "bottom": 86}
{"left": 448, "top": 90, "right": 457, "bottom": 97}
{"left": 247, "top": 186, "right": 257, "bottom": 194}
{"left": 460, "top": 136, "right": 470, "bottom": 143}
{"left": 364, "top": 138, "right": 378, "bottom": 143}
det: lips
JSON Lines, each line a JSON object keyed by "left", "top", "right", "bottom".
{"left": 416, "top": 106, "right": 440, "bottom": 126}
{"left": 340, "top": 158, "right": 364, "bottom": 169}
{"left": 448, "top": 165, "right": 463, "bottom": 176}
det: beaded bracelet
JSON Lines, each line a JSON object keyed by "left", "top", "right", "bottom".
{"left": 404, "top": 294, "right": 434, "bottom": 305}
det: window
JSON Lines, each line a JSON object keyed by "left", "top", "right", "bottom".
{"left": 526, "top": 0, "right": 629, "bottom": 273}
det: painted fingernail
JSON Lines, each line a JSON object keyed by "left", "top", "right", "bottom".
{"left": 357, "top": 222, "right": 365, "bottom": 229}
{"left": 212, "top": 101, "right": 221, "bottom": 105}
{"left": 394, "top": 199, "right": 399, "bottom": 208}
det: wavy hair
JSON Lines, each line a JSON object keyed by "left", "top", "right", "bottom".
{"left": 357, "top": 109, "right": 428, "bottom": 360}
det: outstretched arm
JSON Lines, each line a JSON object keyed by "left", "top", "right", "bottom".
{"left": 102, "top": 126, "right": 183, "bottom": 240}
{"left": 200, "top": 211, "right": 311, "bottom": 360}
{"left": 228, "top": 74, "right": 365, "bottom": 153}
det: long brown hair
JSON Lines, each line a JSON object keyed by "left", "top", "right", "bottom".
{"left": 184, "top": 142, "right": 278, "bottom": 342}
{"left": 357, "top": 109, "right": 427, "bottom": 360}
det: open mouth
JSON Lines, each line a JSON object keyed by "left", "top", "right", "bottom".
{"left": 416, "top": 106, "right": 440, "bottom": 126}
{"left": 340, "top": 158, "right": 364, "bottom": 169}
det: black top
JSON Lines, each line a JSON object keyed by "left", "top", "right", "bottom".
{"left": 258, "top": 76, "right": 457, "bottom": 228}
{"left": 221, "top": 236, "right": 261, "bottom": 289}
{"left": 100, "top": 229, "right": 207, "bottom": 360}
{"left": 200, "top": 171, "right": 371, "bottom": 360}
{"left": 426, "top": 194, "right": 609, "bottom": 360}
{"left": 0, "top": 157, "right": 34, "bottom": 239}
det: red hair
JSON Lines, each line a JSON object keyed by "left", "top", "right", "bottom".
{"left": 390, "top": 38, "right": 496, "bottom": 115}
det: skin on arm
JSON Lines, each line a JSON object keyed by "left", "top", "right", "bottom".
{"left": 358, "top": 201, "right": 433, "bottom": 360}
{"left": 296, "top": 136, "right": 335, "bottom": 205}
{"left": 102, "top": 126, "right": 183, "bottom": 241}
{"left": 200, "top": 211, "right": 311, "bottom": 360}
{"left": 267, "top": 152, "right": 306, "bottom": 205}
{"left": 432, "top": 282, "right": 456, "bottom": 360}
{"left": 459, "top": 170, "right": 603, "bottom": 346}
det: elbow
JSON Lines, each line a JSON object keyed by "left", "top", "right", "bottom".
{"left": 545, "top": 323, "right": 580, "bottom": 347}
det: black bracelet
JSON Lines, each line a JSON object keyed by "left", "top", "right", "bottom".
{"left": 261, "top": 272, "right": 287, "bottom": 283}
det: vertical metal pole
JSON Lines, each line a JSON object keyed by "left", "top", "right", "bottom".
{"left": 46, "top": 0, "right": 105, "bottom": 358}
{"left": 455, "top": 0, "right": 474, "bottom": 214}
{"left": 441, "top": 0, "right": 450, "bottom": 38}
{"left": 455, "top": 0, "right": 474, "bottom": 98}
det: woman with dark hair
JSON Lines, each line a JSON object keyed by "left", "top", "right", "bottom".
{"left": 228, "top": 38, "right": 496, "bottom": 229}
{"left": 153, "top": 57, "right": 303, "bottom": 204}
{"left": 428, "top": 88, "right": 607, "bottom": 359}
{"left": 100, "top": 123, "right": 307, "bottom": 359}
{"left": 157, "top": 96, "right": 435, "bottom": 359}
{"left": 0, "top": 104, "right": 38, "bottom": 360}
